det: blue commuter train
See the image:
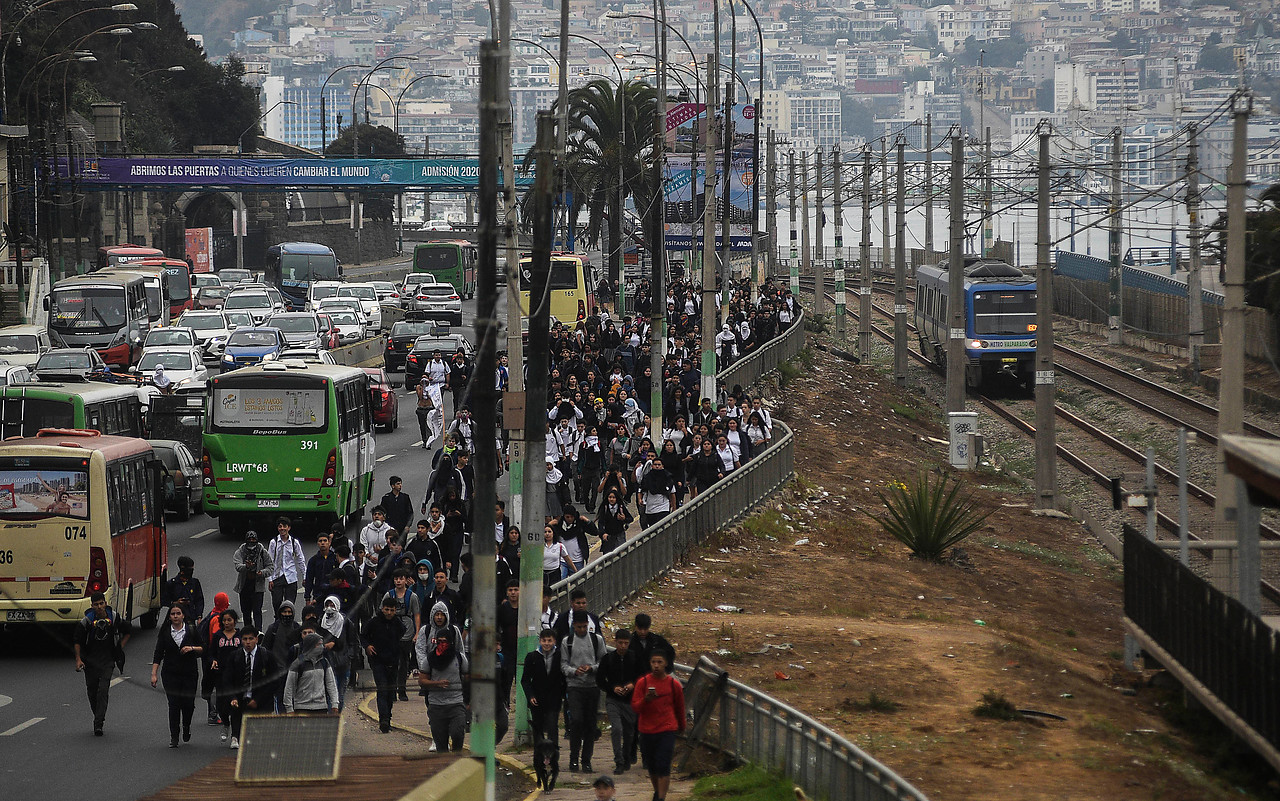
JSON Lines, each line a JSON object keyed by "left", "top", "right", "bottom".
{"left": 914, "top": 257, "right": 1037, "bottom": 390}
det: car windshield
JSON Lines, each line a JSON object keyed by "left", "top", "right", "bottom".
{"left": 37, "top": 352, "right": 91, "bottom": 370}
{"left": 330, "top": 311, "right": 360, "bottom": 325}
{"left": 227, "top": 331, "right": 278, "bottom": 347}
{"left": 268, "top": 317, "right": 318, "bottom": 333}
{"left": 139, "top": 352, "right": 194, "bottom": 371}
{"left": 180, "top": 314, "right": 225, "bottom": 331}
{"left": 321, "top": 300, "right": 360, "bottom": 312}
{"left": 193, "top": 275, "right": 220, "bottom": 288}
{"left": 225, "top": 312, "right": 254, "bottom": 327}
{"left": 282, "top": 351, "right": 322, "bottom": 362}
{"left": 219, "top": 270, "right": 251, "bottom": 283}
{"left": 392, "top": 322, "right": 437, "bottom": 338}
{"left": 0, "top": 334, "right": 38, "bottom": 353}
{"left": 225, "top": 294, "right": 270, "bottom": 309}
{"left": 311, "top": 285, "right": 340, "bottom": 301}
{"left": 338, "top": 286, "right": 376, "bottom": 300}
{"left": 423, "top": 286, "right": 456, "bottom": 297}
{"left": 201, "top": 287, "right": 229, "bottom": 299}
{"left": 146, "top": 330, "right": 193, "bottom": 346}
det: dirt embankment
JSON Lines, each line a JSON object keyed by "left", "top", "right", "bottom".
{"left": 614, "top": 345, "right": 1269, "bottom": 801}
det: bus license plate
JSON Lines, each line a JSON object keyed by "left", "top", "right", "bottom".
{"left": 6, "top": 610, "right": 35, "bottom": 622}
{"left": 257, "top": 500, "right": 281, "bottom": 508}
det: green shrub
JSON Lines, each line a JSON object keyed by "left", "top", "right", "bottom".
{"left": 876, "top": 470, "right": 991, "bottom": 562}
{"left": 851, "top": 691, "right": 901, "bottom": 713}
{"left": 691, "top": 764, "right": 795, "bottom": 801}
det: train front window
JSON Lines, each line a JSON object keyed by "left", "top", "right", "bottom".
{"left": 973, "top": 291, "right": 1036, "bottom": 335}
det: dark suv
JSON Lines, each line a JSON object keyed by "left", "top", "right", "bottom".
{"left": 384, "top": 318, "right": 448, "bottom": 372}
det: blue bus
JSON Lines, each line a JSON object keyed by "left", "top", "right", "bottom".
{"left": 914, "top": 258, "right": 1036, "bottom": 390}
{"left": 264, "top": 242, "right": 341, "bottom": 310}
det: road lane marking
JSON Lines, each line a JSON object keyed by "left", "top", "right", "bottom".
{"left": 0, "top": 694, "right": 11, "bottom": 709}
{"left": 0, "top": 717, "right": 44, "bottom": 736}
{"left": 376, "top": 454, "right": 395, "bottom": 463}
{"left": 110, "top": 676, "right": 129, "bottom": 687}
{"left": 191, "top": 528, "right": 215, "bottom": 539}
{"left": 412, "top": 441, "right": 423, "bottom": 447}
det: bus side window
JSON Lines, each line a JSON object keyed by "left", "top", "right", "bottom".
{"left": 2, "top": 397, "right": 20, "bottom": 439}
{"left": 107, "top": 462, "right": 124, "bottom": 536}
{"left": 126, "top": 398, "right": 142, "bottom": 436}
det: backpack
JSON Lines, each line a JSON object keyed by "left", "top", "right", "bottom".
{"left": 565, "top": 631, "right": 602, "bottom": 662}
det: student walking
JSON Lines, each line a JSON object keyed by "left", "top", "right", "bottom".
{"left": 73, "top": 592, "right": 131, "bottom": 737}
{"left": 151, "top": 605, "right": 204, "bottom": 748}
{"left": 632, "top": 651, "right": 686, "bottom": 801}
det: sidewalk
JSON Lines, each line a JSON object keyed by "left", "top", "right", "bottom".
{"left": 353, "top": 683, "right": 697, "bottom": 799}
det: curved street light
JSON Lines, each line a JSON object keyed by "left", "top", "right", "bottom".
{"left": 351, "top": 55, "right": 417, "bottom": 157}
{"left": 320, "top": 63, "right": 370, "bottom": 155}
{"left": 729, "top": 0, "right": 765, "bottom": 294}
{"left": 394, "top": 73, "right": 449, "bottom": 134}
{"left": 138, "top": 65, "right": 184, "bottom": 79}
{"left": 16, "top": 24, "right": 135, "bottom": 106}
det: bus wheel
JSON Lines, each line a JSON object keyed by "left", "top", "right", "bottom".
{"left": 218, "top": 515, "right": 239, "bottom": 539}
{"left": 139, "top": 608, "right": 160, "bottom": 629}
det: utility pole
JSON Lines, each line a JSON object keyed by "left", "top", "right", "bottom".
{"left": 833, "top": 146, "right": 845, "bottom": 341}
{"left": 946, "top": 130, "right": 965, "bottom": 415}
{"left": 983, "top": 127, "right": 993, "bottom": 257}
{"left": 881, "top": 140, "right": 889, "bottom": 272}
{"left": 424, "top": 135, "right": 431, "bottom": 224}
{"left": 719, "top": 79, "right": 734, "bottom": 312}
{"left": 859, "top": 147, "right": 872, "bottom": 363}
{"left": 650, "top": 32, "right": 667, "bottom": 437}
{"left": 472, "top": 40, "right": 502, "bottom": 792}
{"left": 925, "top": 113, "right": 934, "bottom": 261}
{"left": 894, "top": 136, "right": 907, "bottom": 386}
{"left": 1108, "top": 126, "right": 1123, "bottom": 345}
{"left": 1186, "top": 121, "right": 1205, "bottom": 375}
{"left": 766, "top": 129, "right": 777, "bottom": 282}
{"left": 520, "top": 112, "right": 556, "bottom": 676}
{"left": 1034, "top": 125, "right": 1056, "bottom": 510}
{"left": 788, "top": 149, "right": 798, "bottom": 297}
{"left": 814, "top": 147, "right": 825, "bottom": 318}
{"left": 700, "top": 55, "right": 719, "bottom": 402}
{"left": 1216, "top": 91, "right": 1251, "bottom": 593}
{"left": 800, "top": 150, "right": 811, "bottom": 309}
{"left": 556, "top": 0, "right": 570, "bottom": 249}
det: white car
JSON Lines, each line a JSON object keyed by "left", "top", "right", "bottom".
{"left": 370, "top": 281, "right": 400, "bottom": 303}
{"left": 191, "top": 273, "right": 222, "bottom": 291}
{"left": 0, "top": 365, "right": 32, "bottom": 386}
{"left": 279, "top": 348, "right": 338, "bottom": 365}
{"left": 401, "top": 274, "right": 432, "bottom": 308}
{"left": 224, "top": 289, "right": 284, "bottom": 324}
{"left": 324, "top": 308, "right": 367, "bottom": 344}
{"left": 336, "top": 283, "right": 383, "bottom": 330}
{"left": 223, "top": 310, "right": 255, "bottom": 330}
{"left": 0, "top": 325, "right": 51, "bottom": 369}
{"left": 143, "top": 326, "right": 197, "bottom": 349}
{"left": 307, "top": 280, "right": 343, "bottom": 312}
{"left": 412, "top": 281, "right": 463, "bottom": 325}
{"left": 134, "top": 346, "right": 209, "bottom": 389}
{"left": 176, "top": 311, "right": 232, "bottom": 361}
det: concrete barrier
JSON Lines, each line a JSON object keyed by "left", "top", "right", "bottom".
{"left": 398, "top": 757, "right": 483, "bottom": 801}
{"left": 331, "top": 335, "right": 386, "bottom": 368}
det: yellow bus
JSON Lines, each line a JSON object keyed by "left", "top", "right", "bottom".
{"left": 519, "top": 252, "right": 595, "bottom": 323}
{"left": 0, "top": 430, "right": 168, "bottom": 627}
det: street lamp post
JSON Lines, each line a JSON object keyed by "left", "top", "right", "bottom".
{"left": 349, "top": 56, "right": 416, "bottom": 265}
{"left": 730, "top": 0, "right": 764, "bottom": 300}
{"left": 394, "top": 73, "right": 447, "bottom": 254}
{"left": 320, "top": 63, "right": 370, "bottom": 155}
{"left": 236, "top": 99, "right": 298, "bottom": 270}
{"left": 137, "top": 64, "right": 184, "bottom": 79}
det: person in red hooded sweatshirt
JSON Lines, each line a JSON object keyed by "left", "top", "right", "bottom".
{"left": 196, "top": 592, "right": 231, "bottom": 725}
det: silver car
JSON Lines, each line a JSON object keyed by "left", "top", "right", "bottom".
{"left": 176, "top": 311, "right": 232, "bottom": 361}
{"left": 412, "top": 282, "right": 463, "bottom": 325}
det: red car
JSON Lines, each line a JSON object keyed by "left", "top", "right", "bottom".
{"left": 363, "top": 367, "right": 399, "bottom": 432}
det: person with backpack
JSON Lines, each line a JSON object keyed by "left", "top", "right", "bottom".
{"left": 73, "top": 591, "right": 131, "bottom": 736}
{"left": 418, "top": 627, "right": 469, "bottom": 751}
{"left": 283, "top": 629, "right": 340, "bottom": 713}
{"left": 561, "top": 610, "right": 607, "bottom": 773}
{"left": 196, "top": 591, "right": 232, "bottom": 725}
{"left": 382, "top": 569, "right": 422, "bottom": 703}
{"left": 521, "top": 628, "right": 566, "bottom": 791}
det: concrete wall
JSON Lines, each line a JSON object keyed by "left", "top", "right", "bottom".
{"left": 398, "top": 758, "right": 483, "bottom": 801}
{"left": 284, "top": 219, "right": 399, "bottom": 266}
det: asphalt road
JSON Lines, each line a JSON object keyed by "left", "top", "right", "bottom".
{"left": 0, "top": 283, "right": 514, "bottom": 801}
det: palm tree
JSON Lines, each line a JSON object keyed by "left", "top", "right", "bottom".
{"left": 561, "top": 78, "right": 658, "bottom": 285}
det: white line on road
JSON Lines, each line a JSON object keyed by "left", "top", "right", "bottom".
{"left": 412, "top": 441, "right": 423, "bottom": 448}
{"left": 0, "top": 718, "right": 44, "bottom": 736}
{"left": 376, "top": 454, "right": 395, "bottom": 463}
{"left": 191, "top": 528, "right": 215, "bottom": 539}
{"left": 110, "top": 676, "right": 129, "bottom": 687}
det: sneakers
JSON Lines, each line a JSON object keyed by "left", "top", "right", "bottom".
{"left": 379, "top": 722, "right": 391, "bottom": 734}
{"left": 230, "top": 737, "right": 240, "bottom": 750}
{"left": 93, "top": 727, "right": 103, "bottom": 737}
{"left": 427, "top": 742, "right": 437, "bottom": 752}
{"left": 182, "top": 727, "right": 191, "bottom": 743}
{"left": 582, "top": 762, "right": 593, "bottom": 773}
{"left": 207, "top": 712, "right": 221, "bottom": 726}
{"left": 569, "top": 761, "right": 579, "bottom": 772}
{"left": 169, "top": 739, "right": 179, "bottom": 748}
{"left": 220, "top": 728, "right": 228, "bottom": 742}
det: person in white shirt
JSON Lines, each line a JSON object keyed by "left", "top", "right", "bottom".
{"left": 426, "top": 352, "right": 450, "bottom": 389}
{"left": 267, "top": 517, "right": 307, "bottom": 622}
{"left": 715, "top": 435, "right": 739, "bottom": 475}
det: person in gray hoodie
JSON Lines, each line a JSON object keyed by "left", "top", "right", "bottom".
{"left": 419, "top": 627, "right": 469, "bottom": 751}
{"left": 561, "top": 610, "right": 607, "bottom": 772}
{"left": 283, "top": 630, "right": 339, "bottom": 713}
{"left": 416, "top": 600, "right": 466, "bottom": 668}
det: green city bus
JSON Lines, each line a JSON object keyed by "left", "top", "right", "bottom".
{"left": 0, "top": 383, "right": 144, "bottom": 440}
{"left": 413, "top": 240, "right": 477, "bottom": 299}
{"left": 201, "top": 361, "right": 375, "bottom": 536}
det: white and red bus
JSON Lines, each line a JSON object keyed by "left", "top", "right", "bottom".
{"left": 0, "top": 430, "right": 168, "bottom": 627}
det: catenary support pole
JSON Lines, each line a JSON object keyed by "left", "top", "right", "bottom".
{"left": 813, "top": 147, "right": 825, "bottom": 318}
{"left": 788, "top": 149, "right": 798, "bottom": 298}
{"left": 800, "top": 150, "right": 811, "bottom": 310}
{"left": 893, "top": 137, "right": 907, "bottom": 386}
{"left": 1186, "top": 122, "right": 1204, "bottom": 376}
{"left": 946, "top": 130, "right": 965, "bottom": 415}
{"left": 859, "top": 147, "right": 872, "bottom": 363}
{"left": 766, "top": 129, "right": 777, "bottom": 282}
{"left": 833, "top": 146, "right": 845, "bottom": 342}
{"left": 881, "top": 140, "right": 889, "bottom": 273}
{"left": 983, "top": 126, "right": 992, "bottom": 257}
{"left": 1108, "top": 127, "right": 1122, "bottom": 345}
{"left": 719, "top": 79, "right": 734, "bottom": 312}
{"left": 700, "top": 56, "right": 719, "bottom": 403}
{"left": 651, "top": 34, "right": 667, "bottom": 437}
{"left": 1034, "top": 126, "right": 1056, "bottom": 509}
{"left": 924, "top": 113, "right": 933, "bottom": 260}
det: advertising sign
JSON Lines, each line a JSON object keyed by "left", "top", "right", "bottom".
{"left": 185, "top": 228, "right": 213, "bottom": 273}
{"left": 664, "top": 103, "right": 755, "bottom": 252}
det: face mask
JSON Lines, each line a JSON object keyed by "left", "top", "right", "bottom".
{"left": 418, "top": 572, "right": 430, "bottom": 580}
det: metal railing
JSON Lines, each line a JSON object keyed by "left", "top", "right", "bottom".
{"left": 716, "top": 308, "right": 805, "bottom": 394}
{"left": 674, "top": 658, "right": 931, "bottom": 801}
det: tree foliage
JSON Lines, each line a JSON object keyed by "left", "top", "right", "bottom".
{"left": 1198, "top": 43, "right": 1238, "bottom": 74}
{"left": 955, "top": 34, "right": 1029, "bottom": 68}
{"left": 1209, "top": 186, "right": 1280, "bottom": 323}
{"left": 323, "top": 123, "right": 407, "bottom": 221}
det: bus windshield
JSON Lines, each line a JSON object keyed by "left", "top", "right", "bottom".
{"left": 415, "top": 246, "right": 458, "bottom": 274}
{"left": 211, "top": 383, "right": 328, "bottom": 432}
{"left": 162, "top": 267, "right": 191, "bottom": 302}
{"left": 280, "top": 254, "right": 339, "bottom": 286}
{"left": 973, "top": 291, "right": 1037, "bottom": 335}
{"left": 50, "top": 287, "right": 127, "bottom": 331}
{"left": 0, "top": 461, "right": 90, "bottom": 520}
{"left": 520, "top": 259, "right": 578, "bottom": 291}
{"left": 0, "top": 334, "right": 38, "bottom": 353}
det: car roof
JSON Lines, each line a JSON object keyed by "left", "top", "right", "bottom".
{"left": 0, "top": 325, "right": 44, "bottom": 336}
{"left": 229, "top": 327, "right": 281, "bottom": 335}
{"left": 274, "top": 242, "right": 335, "bottom": 254}
{"left": 181, "top": 310, "right": 226, "bottom": 318}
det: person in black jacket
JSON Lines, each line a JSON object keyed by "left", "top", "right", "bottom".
{"left": 73, "top": 592, "right": 131, "bottom": 736}
{"left": 380, "top": 476, "right": 416, "bottom": 539}
{"left": 628, "top": 613, "right": 675, "bottom": 669}
{"left": 160, "top": 556, "right": 204, "bottom": 622}
{"left": 150, "top": 605, "right": 204, "bottom": 748}
{"left": 597, "top": 628, "right": 641, "bottom": 774}
{"left": 595, "top": 489, "right": 633, "bottom": 555}
{"left": 520, "top": 629, "right": 567, "bottom": 792}
{"left": 361, "top": 597, "right": 406, "bottom": 732}
{"left": 225, "top": 626, "right": 279, "bottom": 749}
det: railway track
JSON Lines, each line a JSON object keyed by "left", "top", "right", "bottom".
{"left": 802, "top": 281, "right": 1280, "bottom": 603}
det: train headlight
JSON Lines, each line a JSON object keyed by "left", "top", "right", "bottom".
{"left": 968, "top": 339, "right": 985, "bottom": 349}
